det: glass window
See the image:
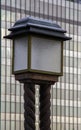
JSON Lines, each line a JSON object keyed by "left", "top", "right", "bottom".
{"left": 78, "top": 107, "right": 81, "bottom": 117}
{"left": 6, "top": 102, "right": 10, "bottom": 113}
{"left": 70, "top": 107, "right": 73, "bottom": 117}
{"left": 66, "top": 124, "right": 70, "bottom": 130}
{"left": 16, "top": 121, "right": 20, "bottom": 129}
{"left": 1, "top": 65, "right": 5, "bottom": 76}
{"left": 11, "top": 121, "right": 15, "bottom": 130}
{"left": 1, "top": 121, "right": 5, "bottom": 130}
{"left": 52, "top": 106, "right": 56, "bottom": 116}
{"left": 57, "top": 123, "right": 61, "bottom": 130}
{"left": 53, "top": 123, "right": 56, "bottom": 130}
{"left": 66, "top": 106, "right": 70, "bottom": 116}
{"left": 78, "top": 125, "right": 81, "bottom": 130}
{"left": 6, "top": 121, "right": 10, "bottom": 130}
{"left": 16, "top": 85, "right": 21, "bottom": 95}
{"left": 11, "top": 102, "right": 15, "bottom": 113}
{"left": 1, "top": 102, "right": 5, "bottom": 112}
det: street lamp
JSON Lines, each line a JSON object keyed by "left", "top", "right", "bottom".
{"left": 4, "top": 17, "right": 71, "bottom": 130}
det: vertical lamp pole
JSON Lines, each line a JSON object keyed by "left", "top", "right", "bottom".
{"left": 4, "top": 17, "right": 71, "bottom": 130}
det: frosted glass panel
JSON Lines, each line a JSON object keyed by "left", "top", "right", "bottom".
{"left": 14, "top": 37, "right": 28, "bottom": 71}
{"left": 31, "top": 37, "right": 61, "bottom": 73}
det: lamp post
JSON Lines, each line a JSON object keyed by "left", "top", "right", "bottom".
{"left": 4, "top": 17, "right": 71, "bottom": 130}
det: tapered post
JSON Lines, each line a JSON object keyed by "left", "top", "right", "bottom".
{"left": 39, "top": 84, "right": 51, "bottom": 130}
{"left": 24, "top": 83, "right": 35, "bottom": 130}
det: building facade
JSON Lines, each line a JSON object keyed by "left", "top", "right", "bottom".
{"left": 1, "top": 0, "right": 81, "bottom": 130}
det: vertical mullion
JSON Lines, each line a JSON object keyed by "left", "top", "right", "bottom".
{"left": 9, "top": 0, "right": 11, "bottom": 129}
{"left": 69, "top": 1, "right": 71, "bottom": 130}
{"left": 20, "top": 0, "right": 22, "bottom": 18}
{"left": 65, "top": 0, "right": 69, "bottom": 130}
{"left": 34, "top": 0, "right": 36, "bottom": 17}
{"left": 5, "top": 0, "right": 7, "bottom": 129}
{"left": 19, "top": 83, "right": 21, "bottom": 129}
{"left": 73, "top": 1, "right": 75, "bottom": 129}
{"left": 56, "top": 0, "right": 58, "bottom": 129}
{"left": 51, "top": 85, "right": 53, "bottom": 130}
{"left": 39, "top": 0, "right": 40, "bottom": 18}
{"left": 0, "top": 1, "right": 2, "bottom": 129}
{"left": 64, "top": 0, "right": 67, "bottom": 129}
{"left": 25, "top": 0, "right": 26, "bottom": 16}
{"left": 51, "top": 1, "right": 53, "bottom": 130}
{"left": 56, "top": 0, "right": 58, "bottom": 23}
{"left": 54, "top": 0, "right": 57, "bottom": 22}
{"left": 52, "top": 0, "right": 53, "bottom": 21}
{"left": 43, "top": 0, "right": 45, "bottom": 19}
{"left": 10, "top": 0, "right": 13, "bottom": 130}
{"left": 19, "top": 85, "right": 21, "bottom": 130}
{"left": 60, "top": 0, "right": 63, "bottom": 130}
{"left": 48, "top": 0, "right": 49, "bottom": 20}
{"left": 29, "top": 0, "right": 31, "bottom": 16}
{"left": 74, "top": 2, "right": 78, "bottom": 129}
{"left": 15, "top": 0, "right": 17, "bottom": 129}
{"left": 56, "top": 1, "right": 58, "bottom": 130}
{"left": 19, "top": 1, "right": 22, "bottom": 130}
{"left": 77, "top": 2, "right": 79, "bottom": 130}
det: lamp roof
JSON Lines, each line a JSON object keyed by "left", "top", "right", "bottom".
{"left": 4, "top": 17, "right": 71, "bottom": 41}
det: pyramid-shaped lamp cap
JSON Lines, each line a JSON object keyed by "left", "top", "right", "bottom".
{"left": 4, "top": 17, "right": 72, "bottom": 41}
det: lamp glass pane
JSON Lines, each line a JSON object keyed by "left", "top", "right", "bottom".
{"left": 14, "top": 37, "right": 28, "bottom": 71}
{"left": 31, "top": 37, "right": 62, "bottom": 73}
